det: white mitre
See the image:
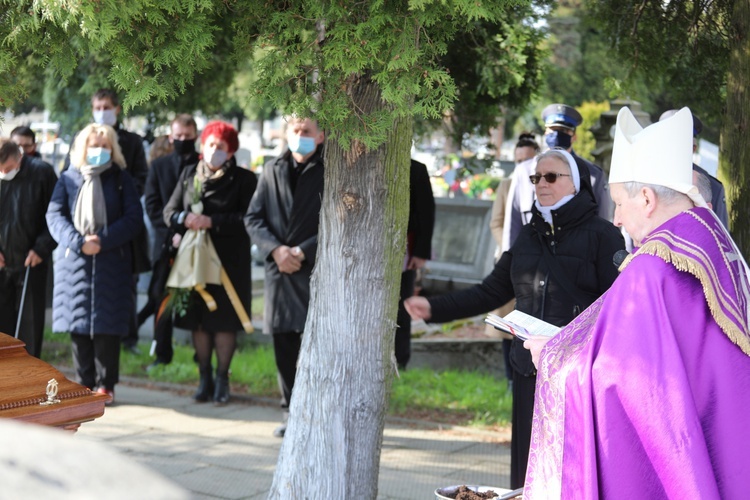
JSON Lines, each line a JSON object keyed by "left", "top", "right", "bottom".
{"left": 610, "top": 106, "right": 708, "bottom": 208}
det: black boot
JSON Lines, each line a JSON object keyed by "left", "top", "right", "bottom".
{"left": 193, "top": 367, "right": 214, "bottom": 402}
{"left": 214, "top": 373, "right": 230, "bottom": 405}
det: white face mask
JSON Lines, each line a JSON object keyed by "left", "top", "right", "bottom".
{"left": 206, "top": 149, "right": 228, "bottom": 168}
{"left": 93, "top": 109, "right": 118, "bottom": 127}
{"left": 0, "top": 166, "right": 20, "bottom": 181}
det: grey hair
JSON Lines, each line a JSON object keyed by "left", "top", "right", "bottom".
{"left": 537, "top": 150, "right": 572, "bottom": 174}
{"left": 621, "top": 181, "right": 689, "bottom": 205}
{"left": 535, "top": 149, "right": 580, "bottom": 192}
{"left": 693, "top": 170, "right": 712, "bottom": 204}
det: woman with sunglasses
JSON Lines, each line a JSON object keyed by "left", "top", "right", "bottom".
{"left": 405, "top": 148, "right": 625, "bottom": 489}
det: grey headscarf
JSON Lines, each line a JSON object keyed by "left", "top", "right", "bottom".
{"left": 73, "top": 162, "right": 112, "bottom": 236}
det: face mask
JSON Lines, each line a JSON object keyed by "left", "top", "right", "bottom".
{"left": 544, "top": 131, "right": 572, "bottom": 150}
{"left": 172, "top": 138, "right": 196, "bottom": 156}
{"left": 87, "top": 147, "right": 112, "bottom": 166}
{"left": 206, "top": 149, "right": 227, "bottom": 168}
{"left": 0, "top": 166, "right": 20, "bottom": 181}
{"left": 93, "top": 109, "right": 118, "bottom": 127}
{"left": 288, "top": 135, "right": 317, "bottom": 156}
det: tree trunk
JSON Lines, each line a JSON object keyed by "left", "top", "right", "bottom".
{"left": 268, "top": 75, "right": 412, "bottom": 498}
{"left": 722, "top": 0, "right": 750, "bottom": 260}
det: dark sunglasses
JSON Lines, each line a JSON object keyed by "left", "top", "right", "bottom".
{"left": 529, "top": 173, "right": 571, "bottom": 185}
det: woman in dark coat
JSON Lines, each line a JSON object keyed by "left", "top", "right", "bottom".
{"left": 164, "top": 121, "right": 257, "bottom": 405}
{"left": 405, "top": 148, "right": 625, "bottom": 489}
{"left": 46, "top": 123, "right": 143, "bottom": 403}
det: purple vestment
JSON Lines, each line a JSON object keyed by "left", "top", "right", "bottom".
{"left": 524, "top": 208, "right": 750, "bottom": 499}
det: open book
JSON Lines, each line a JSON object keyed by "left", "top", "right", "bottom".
{"left": 484, "top": 310, "right": 561, "bottom": 341}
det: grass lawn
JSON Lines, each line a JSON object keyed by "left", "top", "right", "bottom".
{"left": 42, "top": 329, "right": 512, "bottom": 429}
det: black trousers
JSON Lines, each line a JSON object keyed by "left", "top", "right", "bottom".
{"left": 152, "top": 311, "right": 174, "bottom": 363}
{"left": 71, "top": 334, "right": 121, "bottom": 391}
{"left": 0, "top": 264, "right": 48, "bottom": 358}
{"left": 510, "top": 370, "right": 536, "bottom": 489}
{"left": 123, "top": 274, "right": 140, "bottom": 348}
{"left": 272, "top": 331, "right": 303, "bottom": 411}
{"left": 502, "top": 338, "right": 513, "bottom": 381}
{"left": 395, "top": 269, "right": 416, "bottom": 368}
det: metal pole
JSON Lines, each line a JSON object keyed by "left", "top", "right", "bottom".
{"left": 14, "top": 266, "right": 31, "bottom": 339}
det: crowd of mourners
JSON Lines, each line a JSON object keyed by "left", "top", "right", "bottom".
{"left": 2, "top": 90, "right": 749, "bottom": 497}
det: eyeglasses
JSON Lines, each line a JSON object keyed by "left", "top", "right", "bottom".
{"left": 529, "top": 173, "right": 571, "bottom": 185}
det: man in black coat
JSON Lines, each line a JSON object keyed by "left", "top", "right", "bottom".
{"left": 64, "top": 89, "right": 148, "bottom": 193}
{"left": 395, "top": 159, "right": 435, "bottom": 368}
{"left": 142, "top": 114, "right": 200, "bottom": 367}
{"left": 11, "top": 126, "right": 46, "bottom": 160}
{"left": 0, "top": 139, "right": 58, "bottom": 357}
{"left": 245, "top": 116, "right": 325, "bottom": 438}
{"left": 145, "top": 114, "right": 200, "bottom": 262}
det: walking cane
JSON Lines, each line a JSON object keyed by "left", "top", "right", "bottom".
{"left": 14, "top": 266, "right": 31, "bottom": 339}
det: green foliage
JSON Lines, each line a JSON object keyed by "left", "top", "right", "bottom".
{"left": 583, "top": 0, "right": 732, "bottom": 136}
{"left": 232, "top": 0, "right": 545, "bottom": 149}
{"left": 574, "top": 100, "right": 609, "bottom": 161}
{"left": 1, "top": 0, "right": 548, "bottom": 153}
{"left": 167, "top": 288, "right": 192, "bottom": 318}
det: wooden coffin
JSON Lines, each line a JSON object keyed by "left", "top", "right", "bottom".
{"left": 0, "top": 333, "right": 107, "bottom": 431}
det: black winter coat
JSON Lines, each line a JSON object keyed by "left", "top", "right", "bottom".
{"left": 407, "top": 160, "right": 435, "bottom": 260}
{"left": 428, "top": 186, "right": 624, "bottom": 376}
{"left": 46, "top": 164, "right": 143, "bottom": 336}
{"left": 144, "top": 151, "right": 199, "bottom": 261}
{"left": 244, "top": 146, "right": 325, "bottom": 334}
{"left": 164, "top": 158, "right": 257, "bottom": 332}
{"left": 0, "top": 155, "right": 58, "bottom": 271}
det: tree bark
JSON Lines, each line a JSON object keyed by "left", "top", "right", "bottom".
{"left": 268, "top": 74, "right": 412, "bottom": 498}
{"left": 722, "top": 0, "right": 750, "bottom": 260}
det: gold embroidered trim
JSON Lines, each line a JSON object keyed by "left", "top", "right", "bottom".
{"left": 632, "top": 240, "right": 750, "bottom": 357}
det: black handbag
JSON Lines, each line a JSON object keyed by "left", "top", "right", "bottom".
{"left": 115, "top": 167, "right": 152, "bottom": 274}
{"left": 131, "top": 224, "right": 152, "bottom": 274}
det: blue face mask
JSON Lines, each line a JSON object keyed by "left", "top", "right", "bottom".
{"left": 87, "top": 147, "right": 112, "bottom": 166}
{"left": 544, "top": 131, "right": 572, "bottom": 150}
{"left": 288, "top": 135, "right": 317, "bottom": 156}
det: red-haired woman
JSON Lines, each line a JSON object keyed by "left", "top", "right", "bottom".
{"left": 164, "top": 121, "right": 257, "bottom": 404}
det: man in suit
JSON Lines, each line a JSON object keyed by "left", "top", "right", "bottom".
{"left": 142, "top": 114, "right": 200, "bottom": 368}
{"left": 394, "top": 159, "right": 435, "bottom": 369}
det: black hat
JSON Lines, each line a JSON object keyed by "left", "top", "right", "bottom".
{"left": 541, "top": 103, "right": 582, "bottom": 131}
{"left": 659, "top": 109, "right": 703, "bottom": 136}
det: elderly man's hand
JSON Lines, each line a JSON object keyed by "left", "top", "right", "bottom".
{"left": 523, "top": 335, "right": 553, "bottom": 369}
{"left": 24, "top": 250, "right": 43, "bottom": 267}
{"left": 272, "top": 245, "right": 303, "bottom": 274}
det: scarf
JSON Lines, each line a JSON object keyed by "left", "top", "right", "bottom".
{"left": 535, "top": 194, "right": 575, "bottom": 225}
{"left": 196, "top": 159, "right": 229, "bottom": 184}
{"left": 73, "top": 162, "right": 112, "bottom": 236}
